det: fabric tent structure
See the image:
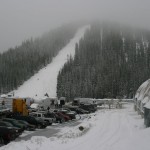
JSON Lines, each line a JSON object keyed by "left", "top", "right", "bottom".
{"left": 135, "top": 79, "right": 150, "bottom": 111}
{"left": 135, "top": 79, "right": 150, "bottom": 127}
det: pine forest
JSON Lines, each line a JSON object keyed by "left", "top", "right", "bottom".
{"left": 57, "top": 22, "right": 150, "bottom": 100}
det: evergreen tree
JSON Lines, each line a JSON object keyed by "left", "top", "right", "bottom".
{"left": 57, "top": 22, "right": 150, "bottom": 100}
{"left": 0, "top": 24, "right": 79, "bottom": 94}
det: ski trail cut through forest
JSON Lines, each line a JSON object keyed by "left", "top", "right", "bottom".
{"left": 14, "top": 25, "right": 90, "bottom": 100}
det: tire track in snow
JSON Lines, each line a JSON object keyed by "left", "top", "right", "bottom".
{"left": 93, "top": 111, "right": 121, "bottom": 150}
{"left": 98, "top": 104, "right": 142, "bottom": 150}
{"left": 64, "top": 110, "right": 118, "bottom": 150}
{"left": 68, "top": 109, "right": 125, "bottom": 150}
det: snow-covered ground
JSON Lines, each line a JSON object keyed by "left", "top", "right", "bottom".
{"left": 1, "top": 103, "right": 150, "bottom": 150}
{"left": 14, "top": 25, "right": 89, "bottom": 100}
{"left": 4, "top": 26, "right": 150, "bottom": 150}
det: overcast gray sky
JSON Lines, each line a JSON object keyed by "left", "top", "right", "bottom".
{"left": 0, "top": 0, "right": 150, "bottom": 52}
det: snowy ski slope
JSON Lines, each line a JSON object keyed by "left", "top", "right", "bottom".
{"left": 14, "top": 26, "right": 89, "bottom": 100}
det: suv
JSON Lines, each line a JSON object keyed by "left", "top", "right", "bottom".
{"left": 29, "top": 112, "right": 55, "bottom": 125}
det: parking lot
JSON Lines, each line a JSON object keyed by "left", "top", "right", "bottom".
{"left": 0, "top": 104, "right": 96, "bottom": 146}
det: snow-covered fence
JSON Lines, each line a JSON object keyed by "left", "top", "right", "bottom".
{"left": 103, "top": 99, "right": 123, "bottom": 109}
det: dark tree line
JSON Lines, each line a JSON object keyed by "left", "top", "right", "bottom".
{"left": 57, "top": 22, "right": 150, "bottom": 100}
{"left": 0, "top": 24, "right": 79, "bottom": 94}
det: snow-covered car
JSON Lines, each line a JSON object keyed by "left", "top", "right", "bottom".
{"left": 29, "top": 103, "right": 40, "bottom": 112}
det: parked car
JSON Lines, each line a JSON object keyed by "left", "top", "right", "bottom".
{"left": 55, "top": 112, "right": 71, "bottom": 122}
{"left": 17, "top": 120, "right": 36, "bottom": 131}
{"left": 64, "top": 106, "right": 89, "bottom": 114}
{"left": 34, "top": 117, "right": 49, "bottom": 127}
{"left": 10, "top": 115, "right": 47, "bottom": 129}
{"left": 45, "top": 112, "right": 65, "bottom": 123}
{"left": 0, "top": 120, "right": 22, "bottom": 136}
{"left": 75, "top": 108, "right": 89, "bottom": 114}
{"left": 64, "top": 106, "right": 78, "bottom": 111}
{"left": 79, "top": 104, "right": 97, "bottom": 113}
{"left": 60, "top": 108, "right": 77, "bottom": 115}
{"left": 29, "top": 112, "right": 55, "bottom": 125}
{"left": 2, "top": 118, "right": 25, "bottom": 131}
{"left": 0, "top": 126, "right": 16, "bottom": 144}
{"left": 58, "top": 110, "right": 76, "bottom": 120}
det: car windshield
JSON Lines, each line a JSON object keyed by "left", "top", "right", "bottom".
{"left": 19, "top": 120, "right": 28, "bottom": 125}
{"left": 2, "top": 121, "right": 13, "bottom": 127}
{"left": 4, "top": 119, "right": 17, "bottom": 124}
{"left": 12, "top": 120, "right": 20, "bottom": 124}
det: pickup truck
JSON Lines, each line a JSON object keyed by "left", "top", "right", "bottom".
{"left": 29, "top": 112, "right": 56, "bottom": 125}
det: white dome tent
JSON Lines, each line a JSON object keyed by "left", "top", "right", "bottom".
{"left": 134, "top": 79, "right": 150, "bottom": 127}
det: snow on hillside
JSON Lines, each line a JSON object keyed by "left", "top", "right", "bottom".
{"left": 1, "top": 103, "right": 150, "bottom": 150}
{"left": 14, "top": 25, "right": 89, "bottom": 100}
